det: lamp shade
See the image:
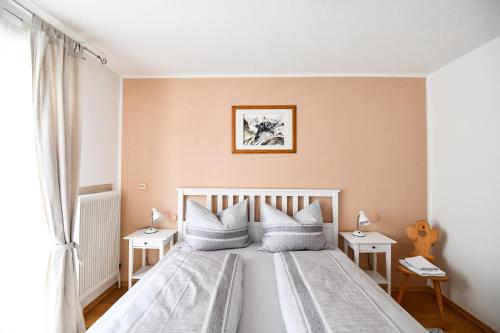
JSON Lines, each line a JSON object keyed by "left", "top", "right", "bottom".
{"left": 357, "top": 211, "right": 371, "bottom": 227}
{"left": 151, "top": 208, "right": 163, "bottom": 224}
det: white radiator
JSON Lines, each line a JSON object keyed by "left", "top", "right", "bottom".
{"left": 74, "top": 190, "right": 121, "bottom": 307}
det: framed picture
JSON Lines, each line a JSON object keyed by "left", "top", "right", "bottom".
{"left": 232, "top": 105, "right": 297, "bottom": 154}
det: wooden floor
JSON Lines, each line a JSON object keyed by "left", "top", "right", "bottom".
{"left": 85, "top": 288, "right": 487, "bottom": 332}
{"left": 394, "top": 290, "right": 486, "bottom": 332}
{"left": 84, "top": 287, "right": 127, "bottom": 329}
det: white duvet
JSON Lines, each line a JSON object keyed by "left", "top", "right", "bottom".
{"left": 274, "top": 249, "right": 427, "bottom": 333}
{"left": 88, "top": 246, "right": 243, "bottom": 333}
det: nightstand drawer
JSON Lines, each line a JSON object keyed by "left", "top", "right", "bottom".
{"left": 359, "top": 244, "right": 389, "bottom": 252}
{"left": 132, "top": 239, "right": 163, "bottom": 248}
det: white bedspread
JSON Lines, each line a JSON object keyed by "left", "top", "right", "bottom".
{"left": 88, "top": 246, "right": 243, "bottom": 333}
{"left": 89, "top": 244, "right": 425, "bottom": 333}
{"left": 274, "top": 249, "right": 427, "bottom": 333}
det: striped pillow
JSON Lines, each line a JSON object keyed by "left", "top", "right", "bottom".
{"left": 261, "top": 201, "right": 327, "bottom": 252}
{"left": 185, "top": 199, "right": 249, "bottom": 250}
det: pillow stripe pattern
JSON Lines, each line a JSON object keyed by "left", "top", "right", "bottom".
{"left": 185, "top": 199, "right": 249, "bottom": 251}
{"left": 261, "top": 201, "right": 327, "bottom": 252}
{"left": 262, "top": 225, "right": 323, "bottom": 234}
{"left": 186, "top": 227, "right": 249, "bottom": 239}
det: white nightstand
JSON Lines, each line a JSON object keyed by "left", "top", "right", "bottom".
{"left": 124, "top": 228, "right": 177, "bottom": 289}
{"left": 339, "top": 231, "right": 396, "bottom": 293}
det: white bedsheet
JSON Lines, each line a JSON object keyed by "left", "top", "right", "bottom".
{"left": 208, "top": 242, "right": 287, "bottom": 333}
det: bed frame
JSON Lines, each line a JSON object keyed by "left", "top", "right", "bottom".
{"left": 177, "top": 188, "right": 340, "bottom": 246}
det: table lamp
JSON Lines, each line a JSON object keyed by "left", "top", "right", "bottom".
{"left": 144, "top": 208, "right": 163, "bottom": 234}
{"left": 352, "top": 210, "right": 371, "bottom": 237}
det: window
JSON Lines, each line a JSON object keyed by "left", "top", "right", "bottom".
{"left": 0, "top": 16, "right": 49, "bottom": 332}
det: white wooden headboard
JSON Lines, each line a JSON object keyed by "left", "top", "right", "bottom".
{"left": 177, "top": 188, "right": 340, "bottom": 246}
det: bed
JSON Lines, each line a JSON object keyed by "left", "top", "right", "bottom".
{"left": 90, "top": 188, "right": 425, "bottom": 333}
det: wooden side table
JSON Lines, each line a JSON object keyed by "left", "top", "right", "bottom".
{"left": 124, "top": 228, "right": 177, "bottom": 289}
{"left": 340, "top": 231, "right": 397, "bottom": 293}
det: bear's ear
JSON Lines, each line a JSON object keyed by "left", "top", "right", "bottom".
{"left": 406, "top": 224, "right": 418, "bottom": 241}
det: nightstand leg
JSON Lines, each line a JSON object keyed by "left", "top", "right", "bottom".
{"left": 344, "top": 242, "right": 348, "bottom": 256}
{"left": 160, "top": 243, "right": 165, "bottom": 258}
{"left": 386, "top": 249, "right": 391, "bottom": 293}
{"left": 141, "top": 249, "right": 146, "bottom": 267}
{"left": 128, "top": 241, "right": 133, "bottom": 289}
{"left": 373, "top": 253, "right": 378, "bottom": 272}
{"left": 354, "top": 245, "right": 360, "bottom": 266}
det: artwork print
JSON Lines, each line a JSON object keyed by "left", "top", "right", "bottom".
{"left": 232, "top": 105, "right": 296, "bottom": 154}
{"left": 243, "top": 114, "right": 284, "bottom": 146}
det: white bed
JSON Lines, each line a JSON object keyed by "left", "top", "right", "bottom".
{"left": 91, "top": 188, "right": 425, "bottom": 333}
{"left": 176, "top": 188, "right": 425, "bottom": 333}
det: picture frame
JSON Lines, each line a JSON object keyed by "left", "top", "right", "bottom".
{"left": 232, "top": 105, "right": 297, "bottom": 154}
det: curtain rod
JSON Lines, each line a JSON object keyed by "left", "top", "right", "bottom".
{"left": 9, "top": 0, "right": 108, "bottom": 65}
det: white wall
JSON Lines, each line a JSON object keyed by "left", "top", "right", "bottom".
{"left": 427, "top": 36, "right": 500, "bottom": 331}
{"left": 79, "top": 58, "right": 121, "bottom": 189}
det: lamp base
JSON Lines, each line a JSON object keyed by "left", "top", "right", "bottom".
{"left": 144, "top": 227, "right": 158, "bottom": 234}
{"left": 351, "top": 230, "right": 366, "bottom": 237}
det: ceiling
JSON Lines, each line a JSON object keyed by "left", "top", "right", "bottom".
{"left": 22, "top": 0, "right": 500, "bottom": 76}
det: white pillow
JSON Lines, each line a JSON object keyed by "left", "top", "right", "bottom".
{"left": 185, "top": 199, "right": 249, "bottom": 250}
{"left": 261, "top": 201, "right": 327, "bottom": 252}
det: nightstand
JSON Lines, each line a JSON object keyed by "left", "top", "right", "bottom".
{"left": 124, "top": 228, "right": 177, "bottom": 289}
{"left": 339, "top": 231, "right": 396, "bottom": 293}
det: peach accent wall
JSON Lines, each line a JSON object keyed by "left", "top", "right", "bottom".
{"left": 121, "top": 77, "right": 427, "bottom": 285}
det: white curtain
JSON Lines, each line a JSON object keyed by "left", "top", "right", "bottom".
{"left": 0, "top": 13, "right": 50, "bottom": 333}
{"left": 31, "top": 16, "right": 85, "bottom": 333}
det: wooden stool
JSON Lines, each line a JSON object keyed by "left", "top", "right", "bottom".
{"left": 397, "top": 220, "right": 448, "bottom": 329}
